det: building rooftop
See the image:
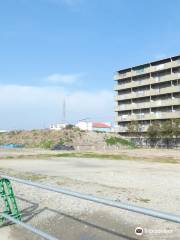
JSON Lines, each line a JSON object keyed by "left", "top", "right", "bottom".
{"left": 92, "top": 122, "right": 111, "bottom": 128}
{"left": 116, "top": 54, "right": 180, "bottom": 74}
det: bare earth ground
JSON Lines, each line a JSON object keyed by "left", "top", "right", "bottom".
{"left": 0, "top": 148, "right": 180, "bottom": 240}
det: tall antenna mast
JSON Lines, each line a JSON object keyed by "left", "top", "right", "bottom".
{"left": 62, "top": 98, "right": 66, "bottom": 123}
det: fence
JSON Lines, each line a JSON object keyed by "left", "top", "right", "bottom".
{"left": 0, "top": 175, "right": 180, "bottom": 240}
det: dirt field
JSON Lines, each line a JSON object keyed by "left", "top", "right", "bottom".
{"left": 0, "top": 148, "right": 180, "bottom": 240}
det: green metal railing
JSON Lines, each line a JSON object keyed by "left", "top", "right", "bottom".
{"left": 1, "top": 175, "right": 180, "bottom": 240}
{"left": 0, "top": 178, "right": 21, "bottom": 224}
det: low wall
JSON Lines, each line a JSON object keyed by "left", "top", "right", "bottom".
{"left": 75, "top": 144, "right": 129, "bottom": 151}
{"left": 130, "top": 137, "right": 180, "bottom": 148}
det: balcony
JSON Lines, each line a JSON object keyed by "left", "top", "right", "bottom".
{"left": 114, "top": 82, "right": 132, "bottom": 91}
{"left": 114, "top": 60, "right": 180, "bottom": 80}
{"left": 114, "top": 78, "right": 151, "bottom": 90}
{"left": 153, "top": 85, "right": 180, "bottom": 95}
{"left": 115, "top": 114, "right": 150, "bottom": 122}
{"left": 115, "top": 102, "right": 151, "bottom": 111}
{"left": 114, "top": 71, "right": 132, "bottom": 80}
{"left": 115, "top": 93, "right": 132, "bottom": 101}
{"left": 115, "top": 125, "right": 149, "bottom": 133}
{"left": 116, "top": 111, "right": 180, "bottom": 122}
{"left": 115, "top": 98, "right": 180, "bottom": 113}
{"left": 114, "top": 73, "right": 180, "bottom": 91}
{"left": 115, "top": 83, "right": 180, "bottom": 101}
{"left": 132, "top": 61, "right": 179, "bottom": 77}
{"left": 150, "top": 111, "right": 180, "bottom": 119}
{"left": 115, "top": 127, "right": 128, "bottom": 133}
{"left": 151, "top": 98, "right": 180, "bottom": 108}
{"left": 151, "top": 73, "right": 180, "bottom": 84}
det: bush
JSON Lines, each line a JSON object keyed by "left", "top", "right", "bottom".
{"left": 58, "top": 139, "right": 65, "bottom": 145}
{"left": 105, "top": 137, "right": 136, "bottom": 148}
{"left": 39, "top": 140, "right": 54, "bottom": 149}
{"left": 65, "top": 124, "right": 74, "bottom": 130}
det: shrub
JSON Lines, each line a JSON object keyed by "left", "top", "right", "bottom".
{"left": 39, "top": 140, "right": 54, "bottom": 149}
{"left": 58, "top": 139, "right": 65, "bottom": 145}
{"left": 105, "top": 137, "right": 136, "bottom": 148}
{"left": 65, "top": 124, "right": 74, "bottom": 130}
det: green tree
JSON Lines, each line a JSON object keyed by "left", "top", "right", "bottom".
{"left": 159, "top": 120, "right": 173, "bottom": 148}
{"left": 172, "top": 119, "right": 180, "bottom": 138}
{"left": 159, "top": 120, "right": 173, "bottom": 138}
{"left": 127, "top": 121, "right": 140, "bottom": 136}
{"left": 147, "top": 122, "right": 160, "bottom": 140}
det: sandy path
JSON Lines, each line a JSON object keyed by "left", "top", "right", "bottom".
{"left": 1, "top": 227, "right": 12, "bottom": 240}
{"left": 0, "top": 155, "right": 180, "bottom": 239}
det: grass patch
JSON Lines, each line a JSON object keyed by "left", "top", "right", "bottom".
{"left": 31, "top": 152, "right": 131, "bottom": 160}
{"left": 3, "top": 156, "right": 15, "bottom": 159}
{"left": 136, "top": 197, "right": 150, "bottom": 203}
{"left": 39, "top": 140, "right": 54, "bottom": 149}
{"left": 16, "top": 172, "right": 48, "bottom": 181}
{"left": 25, "top": 173, "right": 47, "bottom": 181}
{"left": 0, "top": 152, "right": 179, "bottom": 164}
{"left": 105, "top": 137, "right": 136, "bottom": 148}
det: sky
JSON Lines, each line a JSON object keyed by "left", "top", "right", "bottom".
{"left": 0, "top": 0, "right": 180, "bottom": 129}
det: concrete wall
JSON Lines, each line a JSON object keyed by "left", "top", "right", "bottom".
{"left": 131, "top": 137, "right": 180, "bottom": 148}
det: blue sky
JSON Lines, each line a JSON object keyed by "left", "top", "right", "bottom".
{"left": 0, "top": 0, "right": 180, "bottom": 129}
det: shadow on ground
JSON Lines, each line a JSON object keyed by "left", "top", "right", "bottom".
{"left": 2, "top": 195, "right": 139, "bottom": 240}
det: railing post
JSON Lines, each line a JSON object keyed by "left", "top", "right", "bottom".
{"left": 0, "top": 178, "right": 21, "bottom": 224}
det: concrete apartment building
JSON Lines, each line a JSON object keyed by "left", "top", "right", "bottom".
{"left": 114, "top": 55, "right": 180, "bottom": 134}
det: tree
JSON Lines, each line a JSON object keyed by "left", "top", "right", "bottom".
{"left": 159, "top": 120, "right": 173, "bottom": 138}
{"left": 147, "top": 122, "right": 160, "bottom": 139}
{"left": 159, "top": 120, "right": 173, "bottom": 148}
{"left": 147, "top": 122, "right": 160, "bottom": 147}
{"left": 127, "top": 121, "right": 140, "bottom": 136}
{"left": 147, "top": 119, "right": 180, "bottom": 148}
{"left": 172, "top": 119, "right": 180, "bottom": 138}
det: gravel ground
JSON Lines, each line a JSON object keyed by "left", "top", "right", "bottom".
{"left": 0, "top": 150, "right": 180, "bottom": 240}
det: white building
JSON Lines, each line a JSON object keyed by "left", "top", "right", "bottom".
{"left": 49, "top": 123, "right": 67, "bottom": 131}
{"left": 76, "top": 121, "right": 112, "bottom": 132}
{"left": 0, "top": 130, "right": 8, "bottom": 133}
{"left": 76, "top": 121, "right": 93, "bottom": 131}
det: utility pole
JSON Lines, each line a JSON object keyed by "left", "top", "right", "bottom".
{"left": 62, "top": 98, "right": 66, "bottom": 123}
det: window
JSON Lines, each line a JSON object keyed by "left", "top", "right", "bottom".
{"left": 156, "top": 64, "right": 164, "bottom": 70}
{"left": 136, "top": 68, "right": 145, "bottom": 74}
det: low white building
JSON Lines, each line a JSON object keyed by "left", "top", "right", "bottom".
{"left": 76, "top": 121, "right": 112, "bottom": 132}
{"left": 0, "top": 130, "right": 8, "bottom": 133}
{"left": 49, "top": 123, "right": 67, "bottom": 131}
{"left": 76, "top": 121, "right": 93, "bottom": 131}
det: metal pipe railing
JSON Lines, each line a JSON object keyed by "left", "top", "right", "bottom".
{"left": 1, "top": 213, "right": 59, "bottom": 240}
{"left": 1, "top": 175, "right": 180, "bottom": 224}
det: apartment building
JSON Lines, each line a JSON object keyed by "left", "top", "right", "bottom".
{"left": 114, "top": 55, "right": 180, "bottom": 134}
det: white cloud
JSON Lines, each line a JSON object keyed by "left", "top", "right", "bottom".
{"left": 46, "top": 73, "right": 82, "bottom": 84}
{"left": 0, "top": 84, "right": 114, "bottom": 130}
